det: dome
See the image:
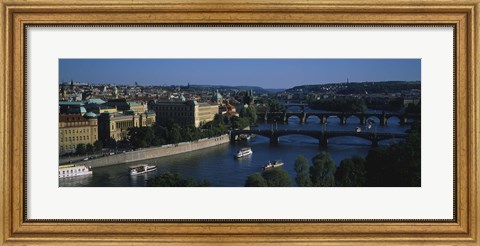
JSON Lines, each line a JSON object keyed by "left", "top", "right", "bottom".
{"left": 84, "top": 112, "right": 97, "bottom": 118}
{"left": 179, "top": 94, "right": 186, "bottom": 101}
{"left": 212, "top": 90, "right": 223, "bottom": 100}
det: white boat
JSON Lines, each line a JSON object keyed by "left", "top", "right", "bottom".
{"left": 129, "top": 164, "right": 157, "bottom": 175}
{"left": 234, "top": 147, "right": 253, "bottom": 158}
{"left": 59, "top": 164, "right": 92, "bottom": 178}
{"left": 263, "top": 160, "right": 284, "bottom": 170}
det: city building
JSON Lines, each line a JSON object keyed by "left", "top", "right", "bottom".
{"left": 59, "top": 112, "right": 98, "bottom": 154}
{"left": 149, "top": 100, "right": 219, "bottom": 128}
{"left": 105, "top": 99, "right": 146, "bottom": 113}
{"left": 97, "top": 110, "right": 156, "bottom": 145}
{"left": 197, "top": 102, "right": 220, "bottom": 126}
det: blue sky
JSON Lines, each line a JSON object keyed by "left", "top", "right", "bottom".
{"left": 59, "top": 59, "right": 421, "bottom": 88}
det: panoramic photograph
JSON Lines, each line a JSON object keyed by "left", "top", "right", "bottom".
{"left": 58, "top": 59, "right": 421, "bottom": 187}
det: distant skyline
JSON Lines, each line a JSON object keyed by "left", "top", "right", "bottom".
{"left": 59, "top": 59, "right": 421, "bottom": 88}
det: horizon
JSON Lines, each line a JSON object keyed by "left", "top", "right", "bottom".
{"left": 59, "top": 59, "right": 421, "bottom": 88}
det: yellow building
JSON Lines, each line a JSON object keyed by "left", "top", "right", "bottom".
{"left": 149, "top": 100, "right": 219, "bottom": 128}
{"left": 59, "top": 112, "right": 98, "bottom": 154}
{"left": 98, "top": 110, "right": 156, "bottom": 144}
{"left": 197, "top": 102, "right": 220, "bottom": 126}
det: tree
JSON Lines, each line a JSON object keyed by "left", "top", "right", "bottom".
{"left": 240, "top": 105, "right": 258, "bottom": 126}
{"left": 268, "top": 100, "right": 285, "bottom": 112}
{"left": 335, "top": 157, "right": 367, "bottom": 187}
{"left": 294, "top": 155, "right": 312, "bottom": 187}
{"left": 107, "top": 137, "right": 117, "bottom": 150}
{"left": 245, "top": 173, "right": 268, "bottom": 187}
{"left": 231, "top": 116, "right": 250, "bottom": 129}
{"left": 86, "top": 143, "right": 94, "bottom": 154}
{"left": 310, "top": 152, "right": 336, "bottom": 187}
{"left": 364, "top": 129, "right": 421, "bottom": 187}
{"left": 212, "top": 113, "right": 224, "bottom": 127}
{"left": 75, "top": 143, "right": 87, "bottom": 155}
{"left": 93, "top": 140, "right": 103, "bottom": 152}
{"left": 262, "top": 168, "right": 292, "bottom": 187}
{"left": 146, "top": 172, "right": 211, "bottom": 187}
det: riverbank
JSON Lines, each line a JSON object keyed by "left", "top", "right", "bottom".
{"left": 80, "top": 134, "right": 230, "bottom": 168}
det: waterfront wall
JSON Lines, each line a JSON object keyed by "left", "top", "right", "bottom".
{"left": 83, "top": 134, "right": 230, "bottom": 168}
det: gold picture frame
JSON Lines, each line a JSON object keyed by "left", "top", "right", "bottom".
{"left": 1, "top": 0, "right": 479, "bottom": 245}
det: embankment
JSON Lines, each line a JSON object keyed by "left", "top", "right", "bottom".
{"left": 83, "top": 134, "right": 230, "bottom": 168}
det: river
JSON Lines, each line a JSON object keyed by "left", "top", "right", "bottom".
{"left": 59, "top": 113, "right": 410, "bottom": 187}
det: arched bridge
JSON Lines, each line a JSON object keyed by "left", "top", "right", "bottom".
{"left": 231, "top": 129, "right": 407, "bottom": 147}
{"left": 257, "top": 111, "right": 419, "bottom": 126}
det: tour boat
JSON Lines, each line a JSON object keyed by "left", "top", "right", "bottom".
{"left": 58, "top": 164, "right": 92, "bottom": 178}
{"left": 129, "top": 164, "right": 157, "bottom": 175}
{"left": 234, "top": 147, "right": 253, "bottom": 158}
{"left": 263, "top": 160, "right": 284, "bottom": 170}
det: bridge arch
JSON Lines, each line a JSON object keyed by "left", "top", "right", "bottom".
{"left": 366, "top": 116, "right": 381, "bottom": 124}
{"left": 325, "top": 115, "right": 342, "bottom": 124}
{"left": 386, "top": 116, "right": 401, "bottom": 125}
{"left": 305, "top": 114, "right": 321, "bottom": 123}
{"left": 286, "top": 114, "right": 302, "bottom": 123}
{"left": 346, "top": 115, "right": 361, "bottom": 124}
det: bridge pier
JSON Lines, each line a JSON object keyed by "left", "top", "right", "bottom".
{"left": 270, "top": 137, "right": 279, "bottom": 145}
{"left": 359, "top": 115, "right": 366, "bottom": 125}
{"left": 320, "top": 115, "right": 327, "bottom": 124}
{"left": 399, "top": 116, "right": 408, "bottom": 125}
{"left": 380, "top": 117, "right": 387, "bottom": 126}
{"left": 340, "top": 116, "right": 347, "bottom": 125}
{"left": 319, "top": 137, "right": 328, "bottom": 147}
{"left": 380, "top": 112, "right": 387, "bottom": 126}
{"left": 300, "top": 112, "right": 306, "bottom": 124}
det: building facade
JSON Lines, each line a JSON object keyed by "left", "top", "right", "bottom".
{"left": 149, "top": 100, "right": 219, "bottom": 128}
{"left": 97, "top": 111, "right": 156, "bottom": 145}
{"left": 59, "top": 113, "right": 98, "bottom": 154}
{"left": 197, "top": 102, "right": 220, "bottom": 126}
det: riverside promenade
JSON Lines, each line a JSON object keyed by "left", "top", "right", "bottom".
{"left": 80, "top": 134, "right": 229, "bottom": 168}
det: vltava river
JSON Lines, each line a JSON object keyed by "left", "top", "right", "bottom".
{"left": 60, "top": 115, "right": 410, "bottom": 187}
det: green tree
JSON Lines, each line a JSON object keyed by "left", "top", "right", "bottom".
{"left": 364, "top": 129, "right": 421, "bottom": 187}
{"left": 310, "top": 152, "right": 336, "bottom": 187}
{"left": 268, "top": 100, "right": 285, "bottom": 112}
{"left": 294, "top": 155, "right": 312, "bottom": 187}
{"left": 107, "top": 137, "right": 117, "bottom": 150}
{"left": 146, "top": 172, "right": 211, "bottom": 187}
{"left": 212, "top": 113, "right": 224, "bottom": 127}
{"left": 240, "top": 105, "right": 258, "bottom": 126}
{"left": 168, "top": 124, "right": 182, "bottom": 144}
{"left": 93, "top": 140, "right": 103, "bottom": 152}
{"left": 335, "top": 157, "right": 367, "bottom": 187}
{"left": 231, "top": 116, "right": 250, "bottom": 129}
{"left": 86, "top": 143, "right": 94, "bottom": 154}
{"left": 262, "top": 168, "right": 292, "bottom": 187}
{"left": 244, "top": 173, "right": 268, "bottom": 187}
{"left": 75, "top": 143, "right": 87, "bottom": 155}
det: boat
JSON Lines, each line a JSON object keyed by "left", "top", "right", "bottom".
{"left": 58, "top": 164, "right": 92, "bottom": 178}
{"left": 129, "top": 164, "right": 157, "bottom": 175}
{"left": 234, "top": 147, "right": 253, "bottom": 158}
{"left": 263, "top": 160, "right": 284, "bottom": 170}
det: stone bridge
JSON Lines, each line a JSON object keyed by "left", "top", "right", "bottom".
{"left": 257, "top": 111, "right": 419, "bottom": 126}
{"left": 231, "top": 129, "right": 407, "bottom": 147}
